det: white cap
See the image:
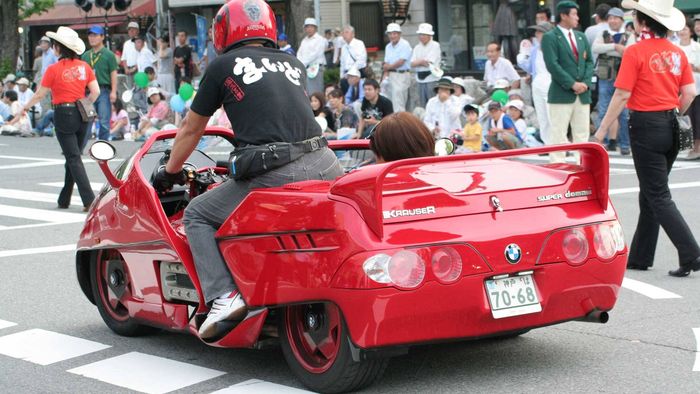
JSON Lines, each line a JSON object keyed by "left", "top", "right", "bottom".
{"left": 346, "top": 66, "right": 361, "bottom": 78}
{"left": 16, "top": 77, "right": 30, "bottom": 85}
{"left": 3, "top": 73, "right": 16, "bottom": 83}
{"left": 147, "top": 87, "right": 161, "bottom": 97}
{"left": 452, "top": 77, "right": 466, "bottom": 91}
{"left": 39, "top": 36, "right": 51, "bottom": 43}
{"left": 127, "top": 21, "right": 139, "bottom": 30}
{"left": 493, "top": 79, "right": 510, "bottom": 89}
{"left": 506, "top": 99, "right": 524, "bottom": 112}
{"left": 386, "top": 23, "right": 401, "bottom": 33}
{"left": 304, "top": 17, "right": 317, "bottom": 27}
{"left": 416, "top": 23, "right": 435, "bottom": 36}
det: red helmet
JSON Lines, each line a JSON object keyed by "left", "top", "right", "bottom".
{"left": 213, "top": 0, "right": 277, "bottom": 54}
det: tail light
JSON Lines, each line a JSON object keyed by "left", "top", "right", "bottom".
{"left": 538, "top": 221, "right": 625, "bottom": 266}
{"left": 431, "top": 247, "right": 463, "bottom": 284}
{"left": 562, "top": 228, "right": 589, "bottom": 265}
{"left": 337, "top": 244, "right": 490, "bottom": 289}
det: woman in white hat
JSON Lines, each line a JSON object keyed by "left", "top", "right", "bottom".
{"left": 134, "top": 87, "right": 171, "bottom": 141}
{"left": 21, "top": 26, "right": 100, "bottom": 211}
{"left": 594, "top": 0, "right": 700, "bottom": 276}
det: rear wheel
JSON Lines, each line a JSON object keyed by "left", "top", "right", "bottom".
{"left": 90, "top": 250, "right": 158, "bottom": 336}
{"left": 279, "top": 302, "right": 388, "bottom": 393}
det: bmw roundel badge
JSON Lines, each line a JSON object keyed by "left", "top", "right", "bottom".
{"left": 505, "top": 243, "right": 522, "bottom": 264}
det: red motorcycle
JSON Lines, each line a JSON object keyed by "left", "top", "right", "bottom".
{"left": 77, "top": 127, "right": 627, "bottom": 393}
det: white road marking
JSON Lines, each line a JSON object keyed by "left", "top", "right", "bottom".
{"left": 610, "top": 182, "right": 700, "bottom": 196}
{"left": 693, "top": 328, "right": 700, "bottom": 371}
{"left": 0, "top": 155, "right": 63, "bottom": 161}
{"left": 621, "top": 277, "right": 682, "bottom": 299}
{"left": 0, "top": 244, "right": 75, "bottom": 258}
{"left": 0, "top": 204, "right": 85, "bottom": 223}
{"left": 0, "top": 329, "right": 110, "bottom": 365}
{"left": 0, "top": 188, "right": 82, "bottom": 205}
{"left": 0, "top": 221, "right": 84, "bottom": 232}
{"left": 39, "top": 182, "right": 104, "bottom": 192}
{"left": 211, "top": 379, "right": 313, "bottom": 393}
{"left": 68, "top": 351, "right": 226, "bottom": 394}
{"left": 0, "top": 319, "right": 17, "bottom": 329}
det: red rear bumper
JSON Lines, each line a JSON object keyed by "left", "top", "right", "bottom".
{"left": 333, "top": 255, "right": 626, "bottom": 349}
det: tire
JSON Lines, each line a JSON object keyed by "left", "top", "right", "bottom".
{"left": 90, "top": 250, "right": 158, "bottom": 336}
{"left": 279, "top": 303, "right": 389, "bottom": 393}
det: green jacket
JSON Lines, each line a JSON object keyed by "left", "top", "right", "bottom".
{"left": 541, "top": 26, "right": 594, "bottom": 104}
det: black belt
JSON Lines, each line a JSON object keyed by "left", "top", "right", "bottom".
{"left": 389, "top": 70, "right": 409, "bottom": 73}
{"left": 293, "top": 136, "right": 328, "bottom": 152}
{"left": 629, "top": 109, "right": 675, "bottom": 115}
{"left": 53, "top": 102, "right": 76, "bottom": 109}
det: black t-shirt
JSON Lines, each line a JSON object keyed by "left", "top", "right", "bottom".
{"left": 173, "top": 44, "right": 192, "bottom": 76}
{"left": 360, "top": 95, "right": 393, "bottom": 137}
{"left": 190, "top": 46, "right": 320, "bottom": 146}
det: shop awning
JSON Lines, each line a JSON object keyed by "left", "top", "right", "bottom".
{"left": 68, "top": 21, "right": 122, "bottom": 31}
{"left": 169, "top": 0, "right": 223, "bottom": 7}
{"left": 676, "top": 0, "right": 700, "bottom": 13}
{"left": 20, "top": 0, "right": 156, "bottom": 27}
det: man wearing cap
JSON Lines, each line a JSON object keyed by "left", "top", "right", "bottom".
{"left": 39, "top": 36, "right": 58, "bottom": 78}
{"left": 541, "top": 1, "right": 594, "bottom": 163}
{"left": 382, "top": 23, "right": 412, "bottom": 112}
{"left": 344, "top": 66, "right": 365, "bottom": 113}
{"left": 3, "top": 74, "right": 18, "bottom": 93}
{"left": 592, "top": 7, "right": 631, "bottom": 155}
{"left": 520, "top": 22, "right": 553, "bottom": 145}
{"left": 82, "top": 25, "right": 118, "bottom": 141}
{"left": 411, "top": 23, "right": 442, "bottom": 108}
{"left": 339, "top": 25, "right": 367, "bottom": 81}
{"left": 585, "top": 3, "right": 611, "bottom": 49}
{"left": 121, "top": 21, "right": 142, "bottom": 77}
{"left": 423, "top": 77, "right": 461, "bottom": 138}
{"left": 297, "top": 18, "right": 326, "bottom": 95}
{"left": 277, "top": 34, "right": 295, "bottom": 55}
{"left": 15, "top": 78, "right": 41, "bottom": 120}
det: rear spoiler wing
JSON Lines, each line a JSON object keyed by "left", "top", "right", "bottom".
{"left": 329, "top": 143, "right": 609, "bottom": 239}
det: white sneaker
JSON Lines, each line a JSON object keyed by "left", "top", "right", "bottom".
{"left": 198, "top": 291, "right": 247, "bottom": 339}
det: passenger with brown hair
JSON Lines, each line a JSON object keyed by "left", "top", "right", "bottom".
{"left": 369, "top": 112, "right": 435, "bottom": 163}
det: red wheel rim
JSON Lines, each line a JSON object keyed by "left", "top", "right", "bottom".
{"left": 96, "top": 251, "right": 131, "bottom": 322}
{"left": 285, "top": 303, "right": 342, "bottom": 374}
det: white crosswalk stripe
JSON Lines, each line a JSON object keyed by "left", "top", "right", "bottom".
{"left": 622, "top": 277, "right": 682, "bottom": 299}
{"left": 68, "top": 351, "right": 226, "bottom": 394}
{"left": 212, "top": 379, "right": 313, "bottom": 393}
{"left": 0, "top": 329, "right": 110, "bottom": 365}
{"left": 0, "top": 319, "right": 17, "bottom": 329}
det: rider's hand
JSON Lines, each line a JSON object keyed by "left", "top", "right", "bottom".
{"left": 153, "top": 167, "right": 187, "bottom": 194}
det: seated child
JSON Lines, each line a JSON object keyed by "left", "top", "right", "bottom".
{"left": 457, "top": 104, "right": 483, "bottom": 153}
{"left": 485, "top": 101, "right": 523, "bottom": 150}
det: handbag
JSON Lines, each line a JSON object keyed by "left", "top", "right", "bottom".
{"left": 76, "top": 98, "right": 97, "bottom": 123}
{"left": 676, "top": 114, "right": 694, "bottom": 151}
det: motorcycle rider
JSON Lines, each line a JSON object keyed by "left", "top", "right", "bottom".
{"left": 153, "top": 0, "right": 344, "bottom": 339}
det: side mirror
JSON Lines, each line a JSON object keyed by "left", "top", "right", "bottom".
{"left": 435, "top": 138, "right": 456, "bottom": 156}
{"left": 89, "top": 141, "right": 116, "bottom": 161}
{"left": 89, "top": 141, "right": 123, "bottom": 188}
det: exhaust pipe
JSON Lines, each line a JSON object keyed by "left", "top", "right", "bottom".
{"left": 578, "top": 309, "right": 609, "bottom": 324}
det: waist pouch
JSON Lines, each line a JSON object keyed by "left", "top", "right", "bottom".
{"left": 229, "top": 136, "right": 328, "bottom": 180}
{"left": 76, "top": 98, "right": 97, "bottom": 123}
{"left": 416, "top": 71, "right": 431, "bottom": 80}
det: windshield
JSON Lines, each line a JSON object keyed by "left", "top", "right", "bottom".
{"left": 147, "top": 135, "right": 235, "bottom": 163}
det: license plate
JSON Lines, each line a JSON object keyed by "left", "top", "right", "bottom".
{"left": 485, "top": 274, "right": 542, "bottom": 319}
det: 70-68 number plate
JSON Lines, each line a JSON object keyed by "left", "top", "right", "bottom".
{"left": 485, "top": 274, "right": 542, "bottom": 319}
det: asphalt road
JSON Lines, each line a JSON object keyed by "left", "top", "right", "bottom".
{"left": 2, "top": 135, "right": 700, "bottom": 393}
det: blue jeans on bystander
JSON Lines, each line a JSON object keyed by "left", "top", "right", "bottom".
{"left": 597, "top": 78, "right": 629, "bottom": 150}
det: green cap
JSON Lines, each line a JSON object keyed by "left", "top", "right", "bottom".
{"left": 556, "top": 1, "right": 579, "bottom": 14}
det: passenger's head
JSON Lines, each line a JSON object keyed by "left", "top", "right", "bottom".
{"left": 369, "top": 112, "right": 435, "bottom": 163}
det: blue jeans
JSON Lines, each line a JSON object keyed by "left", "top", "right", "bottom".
{"left": 597, "top": 78, "right": 629, "bottom": 150}
{"left": 183, "top": 147, "right": 344, "bottom": 303}
{"left": 91, "top": 89, "right": 111, "bottom": 141}
{"left": 35, "top": 109, "right": 54, "bottom": 135}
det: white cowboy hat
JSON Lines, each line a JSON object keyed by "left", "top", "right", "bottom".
{"left": 621, "top": 0, "right": 685, "bottom": 32}
{"left": 386, "top": 23, "right": 401, "bottom": 33}
{"left": 416, "top": 23, "right": 435, "bottom": 36}
{"left": 46, "top": 26, "right": 86, "bottom": 55}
